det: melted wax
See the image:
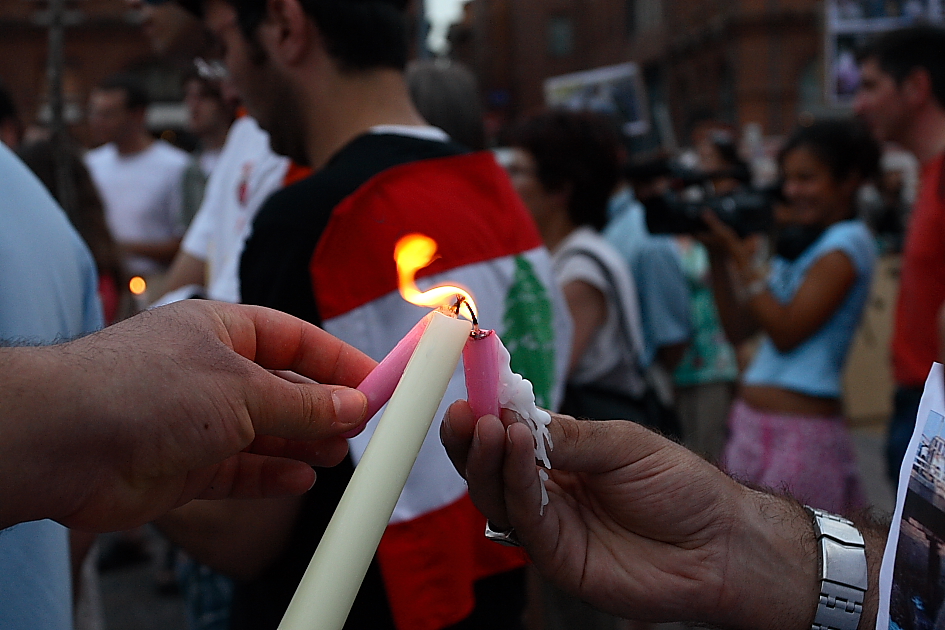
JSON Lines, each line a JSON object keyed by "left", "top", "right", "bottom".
{"left": 495, "top": 340, "right": 553, "bottom": 513}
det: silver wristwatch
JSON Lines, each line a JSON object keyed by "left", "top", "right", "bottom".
{"left": 806, "top": 507, "right": 868, "bottom": 630}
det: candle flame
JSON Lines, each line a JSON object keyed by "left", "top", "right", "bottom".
{"left": 395, "top": 234, "right": 477, "bottom": 321}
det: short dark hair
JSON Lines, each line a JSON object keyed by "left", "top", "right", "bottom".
{"left": 512, "top": 110, "right": 621, "bottom": 232}
{"left": 227, "top": 0, "right": 409, "bottom": 72}
{"left": 778, "top": 118, "right": 881, "bottom": 183}
{"left": 858, "top": 25, "right": 945, "bottom": 109}
{"left": 97, "top": 73, "right": 150, "bottom": 111}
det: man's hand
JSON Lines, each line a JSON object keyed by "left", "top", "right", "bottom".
{"left": 440, "top": 402, "right": 823, "bottom": 629}
{"left": 0, "top": 300, "right": 376, "bottom": 532}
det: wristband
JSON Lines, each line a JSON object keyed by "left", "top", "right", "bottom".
{"left": 806, "top": 507, "right": 867, "bottom": 630}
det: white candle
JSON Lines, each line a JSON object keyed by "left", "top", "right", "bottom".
{"left": 278, "top": 309, "right": 472, "bottom": 630}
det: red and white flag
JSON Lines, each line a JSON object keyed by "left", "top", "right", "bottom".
{"left": 311, "top": 151, "right": 571, "bottom": 630}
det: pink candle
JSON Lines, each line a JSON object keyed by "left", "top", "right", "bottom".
{"left": 462, "top": 329, "right": 500, "bottom": 419}
{"left": 345, "top": 312, "right": 432, "bottom": 438}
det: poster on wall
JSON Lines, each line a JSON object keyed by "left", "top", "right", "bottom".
{"left": 544, "top": 62, "right": 650, "bottom": 137}
{"left": 826, "top": 0, "right": 942, "bottom": 105}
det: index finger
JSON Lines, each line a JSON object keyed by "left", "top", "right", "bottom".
{"left": 195, "top": 302, "right": 376, "bottom": 442}
{"left": 214, "top": 303, "right": 377, "bottom": 387}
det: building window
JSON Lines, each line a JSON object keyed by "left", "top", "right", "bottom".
{"left": 547, "top": 16, "right": 573, "bottom": 58}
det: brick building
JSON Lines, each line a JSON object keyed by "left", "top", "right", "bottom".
{"left": 0, "top": 0, "right": 183, "bottom": 144}
{"left": 0, "top": 0, "right": 427, "bottom": 146}
{"left": 449, "top": 0, "right": 830, "bottom": 148}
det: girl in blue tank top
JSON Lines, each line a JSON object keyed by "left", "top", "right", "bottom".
{"left": 702, "top": 119, "right": 880, "bottom": 513}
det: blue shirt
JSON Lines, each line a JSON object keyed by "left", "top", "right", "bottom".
{"left": 743, "top": 220, "right": 876, "bottom": 398}
{"left": 604, "top": 188, "right": 690, "bottom": 366}
{"left": 0, "top": 143, "right": 103, "bottom": 630}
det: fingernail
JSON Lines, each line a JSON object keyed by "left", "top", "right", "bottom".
{"left": 332, "top": 388, "right": 367, "bottom": 425}
{"left": 472, "top": 418, "right": 482, "bottom": 447}
{"left": 439, "top": 417, "right": 451, "bottom": 446}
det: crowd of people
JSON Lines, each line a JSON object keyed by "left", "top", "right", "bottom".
{"left": 4, "top": 1, "right": 945, "bottom": 629}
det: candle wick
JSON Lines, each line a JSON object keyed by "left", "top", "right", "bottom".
{"left": 450, "top": 295, "right": 480, "bottom": 333}
{"left": 450, "top": 295, "right": 464, "bottom": 317}
{"left": 464, "top": 301, "right": 479, "bottom": 328}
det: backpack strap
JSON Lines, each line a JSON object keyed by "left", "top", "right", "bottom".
{"left": 555, "top": 246, "right": 643, "bottom": 374}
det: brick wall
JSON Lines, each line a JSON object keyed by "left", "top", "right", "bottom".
{"left": 452, "top": 0, "right": 824, "bottom": 141}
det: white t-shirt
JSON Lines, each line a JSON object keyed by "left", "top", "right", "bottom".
{"left": 552, "top": 226, "right": 647, "bottom": 397}
{"left": 198, "top": 147, "right": 222, "bottom": 177}
{"left": 85, "top": 140, "right": 190, "bottom": 275}
{"left": 181, "top": 116, "right": 290, "bottom": 303}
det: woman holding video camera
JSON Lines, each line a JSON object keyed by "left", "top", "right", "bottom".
{"left": 704, "top": 118, "right": 880, "bottom": 513}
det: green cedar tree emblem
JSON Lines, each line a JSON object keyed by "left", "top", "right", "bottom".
{"left": 502, "top": 255, "right": 556, "bottom": 408}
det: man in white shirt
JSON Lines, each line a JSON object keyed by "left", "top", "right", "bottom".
{"left": 85, "top": 73, "right": 190, "bottom": 277}
{"left": 159, "top": 112, "right": 290, "bottom": 304}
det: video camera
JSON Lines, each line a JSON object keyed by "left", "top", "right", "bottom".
{"left": 638, "top": 163, "right": 777, "bottom": 237}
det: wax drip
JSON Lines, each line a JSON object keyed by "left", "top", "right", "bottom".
{"left": 494, "top": 340, "right": 553, "bottom": 515}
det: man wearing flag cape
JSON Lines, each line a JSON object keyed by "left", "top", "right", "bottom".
{"left": 157, "top": 0, "right": 573, "bottom": 628}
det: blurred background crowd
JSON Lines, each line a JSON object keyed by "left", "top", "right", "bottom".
{"left": 1, "top": 0, "right": 940, "bottom": 629}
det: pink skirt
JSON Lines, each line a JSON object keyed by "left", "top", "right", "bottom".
{"left": 721, "top": 399, "right": 867, "bottom": 513}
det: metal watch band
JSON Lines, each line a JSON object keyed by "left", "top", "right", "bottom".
{"left": 806, "top": 507, "right": 867, "bottom": 630}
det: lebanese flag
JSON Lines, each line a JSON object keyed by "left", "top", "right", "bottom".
{"left": 310, "top": 151, "right": 567, "bottom": 630}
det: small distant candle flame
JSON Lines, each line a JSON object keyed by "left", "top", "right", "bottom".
{"left": 129, "top": 276, "right": 147, "bottom": 295}
{"left": 395, "top": 234, "right": 477, "bottom": 321}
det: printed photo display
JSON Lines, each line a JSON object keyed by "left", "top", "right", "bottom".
{"left": 878, "top": 364, "right": 945, "bottom": 629}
